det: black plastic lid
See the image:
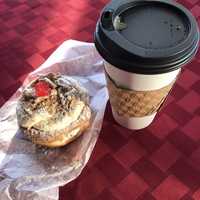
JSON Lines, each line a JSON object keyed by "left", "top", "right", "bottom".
{"left": 94, "top": 0, "right": 199, "bottom": 74}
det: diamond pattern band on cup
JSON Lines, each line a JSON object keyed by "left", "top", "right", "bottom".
{"left": 105, "top": 72, "right": 175, "bottom": 117}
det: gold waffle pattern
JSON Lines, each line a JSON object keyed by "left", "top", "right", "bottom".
{"left": 106, "top": 74, "right": 174, "bottom": 117}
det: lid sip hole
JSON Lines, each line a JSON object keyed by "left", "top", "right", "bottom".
{"left": 102, "top": 10, "right": 114, "bottom": 30}
{"left": 104, "top": 10, "right": 113, "bottom": 19}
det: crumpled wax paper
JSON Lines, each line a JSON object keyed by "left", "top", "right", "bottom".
{"left": 0, "top": 40, "right": 108, "bottom": 200}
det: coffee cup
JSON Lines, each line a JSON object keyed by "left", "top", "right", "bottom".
{"left": 95, "top": 0, "right": 199, "bottom": 130}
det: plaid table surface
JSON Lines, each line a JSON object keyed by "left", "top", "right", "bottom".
{"left": 0, "top": 0, "right": 200, "bottom": 200}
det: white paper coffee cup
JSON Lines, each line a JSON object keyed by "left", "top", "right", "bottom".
{"left": 105, "top": 61, "right": 180, "bottom": 129}
{"left": 95, "top": 0, "right": 199, "bottom": 130}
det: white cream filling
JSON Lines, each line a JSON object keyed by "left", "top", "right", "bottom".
{"left": 31, "top": 101, "right": 85, "bottom": 132}
{"left": 48, "top": 101, "right": 85, "bottom": 132}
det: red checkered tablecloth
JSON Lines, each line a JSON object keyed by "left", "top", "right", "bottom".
{"left": 0, "top": 0, "right": 200, "bottom": 199}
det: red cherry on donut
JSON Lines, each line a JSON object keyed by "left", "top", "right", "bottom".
{"left": 34, "top": 81, "right": 51, "bottom": 97}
